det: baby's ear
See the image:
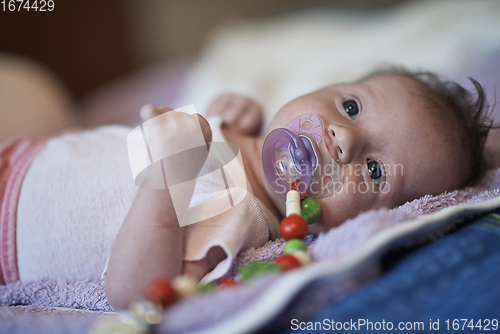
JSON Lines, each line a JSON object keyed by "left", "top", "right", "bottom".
{"left": 139, "top": 104, "right": 173, "bottom": 121}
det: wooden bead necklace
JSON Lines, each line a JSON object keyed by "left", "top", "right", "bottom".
{"left": 91, "top": 180, "right": 321, "bottom": 333}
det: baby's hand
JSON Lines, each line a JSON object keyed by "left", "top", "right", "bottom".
{"left": 206, "top": 93, "right": 263, "bottom": 136}
{"left": 140, "top": 104, "right": 172, "bottom": 122}
{"left": 140, "top": 104, "right": 212, "bottom": 144}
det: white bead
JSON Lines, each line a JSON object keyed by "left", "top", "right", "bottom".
{"left": 286, "top": 190, "right": 301, "bottom": 217}
{"left": 129, "top": 300, "right": 163, "bottom": 325}
{"left": 89, "top": 317, "right": 143, "bottom": 334}
{"left": 172, "top": 275, "right": 198, "bottom": 299}
{"left": 291, "top": 250, "right": 311, "bottom": 266}
{"left": 117, "top": 310, "right": 149, "bottom": 332}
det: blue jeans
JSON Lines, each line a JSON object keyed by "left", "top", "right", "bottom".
{"left": 275, "top": 211, "right": 500, "bottom": 333}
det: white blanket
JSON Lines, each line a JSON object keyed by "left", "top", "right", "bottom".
{"left": 178, "top": 0, "right": 500, "bottom": 130}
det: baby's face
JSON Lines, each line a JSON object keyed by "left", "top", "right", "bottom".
{"left": 265, "top": 74, "right": 466, "bottom": 232}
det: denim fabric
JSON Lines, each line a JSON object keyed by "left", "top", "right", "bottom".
{"left": 277, "top": 210, "right": 500, "bottom": 333}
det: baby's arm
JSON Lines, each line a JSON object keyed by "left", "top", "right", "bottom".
{"left": 105, "top": 182, "right": 185, "bottom": 310}
{"left": 206, "top": 93, "right": 263, "bottom": 136}
{"left": 105, "top": 106, "right": 218, "bottom": 310}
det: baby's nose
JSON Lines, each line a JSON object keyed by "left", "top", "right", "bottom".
{"left": 327, "top": 124, "right": 362, "bottom": 164}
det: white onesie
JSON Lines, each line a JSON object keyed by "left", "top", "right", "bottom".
{"left": 15, "top": 117, "right": 280, "bottom": 283}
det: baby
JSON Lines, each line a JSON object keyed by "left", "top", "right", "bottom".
{"left": 105, "top": 69, "right": 493, "bottom": 309}
{"left": 0, "top": 68, "right": 492, "bottom": 311}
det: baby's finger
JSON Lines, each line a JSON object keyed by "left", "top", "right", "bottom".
{"left": 224, "top": 97, "right": 248, "bottom": 125}
{"left": 197, "top": 114, "right": 212, "bottom": 145}
{"left": 140, "top": 104, "right": 173, "bottom": 121}
{"left": 140, "top": 104, "right": 157, "bottom": 121}
{"left": 238, "top": 104, "right": 262, "bottom": 135}
{"left": 157, "top": 106, "right": 173, "bottom": 114}
{"left": 206, "top": 95, "right": 231, "bottom": 116}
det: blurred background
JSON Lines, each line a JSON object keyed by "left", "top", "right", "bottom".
{"left": 0, "top": 0, "right": 499, "bottom": 141}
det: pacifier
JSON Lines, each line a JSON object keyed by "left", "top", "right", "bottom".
{"left": 262, "top": 113, "right": 343, "bottom": 198}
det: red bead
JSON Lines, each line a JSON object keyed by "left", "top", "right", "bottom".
{"left": 280, "top": 215, "right": 308, "bottom": 241}
{"left": 219, "top": 277, "right": 239, "bottom": 288}
{"left": 145, "top": 278, "right": 177, "bottom": 307}
{"left": 275, "top": 254, "right": 301, "bottom": 271}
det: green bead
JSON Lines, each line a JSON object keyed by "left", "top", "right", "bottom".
{"left": 283, "top": 239, "right": 307, "bottom": 254}
{"left": 198, "top": 282, "right": 216, "bottom": 294}
{"left": 239, "top": 261, "right": 282, "bottom": 282}
{"left": 301, "top": 197, "right": 322, "bottom": 224}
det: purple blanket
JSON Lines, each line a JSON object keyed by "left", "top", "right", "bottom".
{"left": 1, "top": 167, "right": 499, "bottom": 334}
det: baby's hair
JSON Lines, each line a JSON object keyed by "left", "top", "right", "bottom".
{"left": 359, "top": 67, "right": 498, "bottom": 187}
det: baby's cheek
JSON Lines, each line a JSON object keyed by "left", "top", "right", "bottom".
{"left": 314, "top": 196, "right": 347, "bottom": 230}
{"left": 315, "top": 188, "right": 374, "bottom": 231}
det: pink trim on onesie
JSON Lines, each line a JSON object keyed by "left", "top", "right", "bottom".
{"left": 0, "top": 138, "right": 47, "bottom": 284}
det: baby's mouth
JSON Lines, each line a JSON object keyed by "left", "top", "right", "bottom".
{"left": 263, "top": 113, "right": 344, "bottom": 198}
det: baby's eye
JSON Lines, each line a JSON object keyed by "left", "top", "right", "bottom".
{"left": 343, "top": 99, "right": 359, "bottom": 120}
{"left": 367, "top": 159, "right": 383, "bottom": 185}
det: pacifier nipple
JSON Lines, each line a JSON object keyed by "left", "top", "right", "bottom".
{"left": 262, "top": 113, "right": 342, "bottom": 198}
